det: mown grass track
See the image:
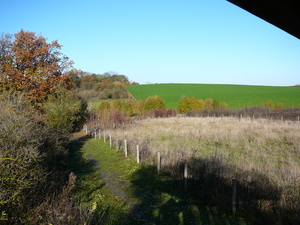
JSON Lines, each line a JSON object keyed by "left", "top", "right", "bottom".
{"left": 69, "top": 134, "right": 256, "bottom": 225}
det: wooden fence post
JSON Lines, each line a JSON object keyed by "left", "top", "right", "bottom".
{"left": 124, "top": 139, "right": 127, "bottom": 158}
{"left": 103, "top": 131, "right": 106, "bottom": 142}
{"left": 232, "top": 178, "right": 237, "bottom": 215}
{"left": 184, "top": 162, "right": 188, "bottom": 192}
{"left": 98, "top": 129, "right": 101, "bottom": 139}
{"left": 137, "top": 145, "right": 140, "bottom": 163}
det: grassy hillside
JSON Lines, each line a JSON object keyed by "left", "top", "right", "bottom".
{"left": 126, "top": 83, "right": 300, "bottom": 109}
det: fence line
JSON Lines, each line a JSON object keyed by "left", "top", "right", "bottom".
{"left": 82, "top": 116, "right": 300, "bottom": 217}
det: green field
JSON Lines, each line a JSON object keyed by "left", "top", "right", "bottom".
{"left": 126, "top": 83, "right": 300, "bottom": 109}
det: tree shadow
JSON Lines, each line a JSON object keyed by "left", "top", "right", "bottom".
{"left": 125, "top": 155, "right": 289, "bottom": 225}
{"left": 68, "top": 136, "right": 105, "bottom": 200}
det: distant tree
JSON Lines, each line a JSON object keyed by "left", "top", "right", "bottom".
{"left": 178, "top": 96, "right": 202, "bottom": 113}
{"left": 197, "top": 99, "right": 205, "bottom": 109}
{"left": 44, "top": 86, "right": 87, "bottom": 133}
{"left": 98, "top": 100, "right": 111, "bottom": 111}
{"left": 143, "top": 96, "right": 165, "bottom": 112}
{"left": 205, "top": 99, "right": 213, "bottom": 110}
{"left": 212, "top": 99, "right": 220, "bottom": 109}
{"left": 0, "top": 30, "right": 74, "bottom": 103}
{"left": 80, "top": 75, "right": 96, "bottom": 90}
{"left": 275, "top": 102, "right": 284, "bottom": 111}
{"left": 130, "top": 82, "right": 139, "bottom": 85}
{"left": 111, "top": 74, "right": 129, "bottom": 83}
{"left": 66, "top": 69, "right": 86, "bottom": 88}
{"left": 264, "top": 100, "right": 275, "bottom": 110}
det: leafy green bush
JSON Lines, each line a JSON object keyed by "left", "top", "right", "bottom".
{"left": 98, "top": 100, "right": 111, "bottom": 111}
{"left": 275, "top": 102, "right": 284, "bottom": 111}
{"left": 122, "top": 99, "right": 139, "bottom": 116}
{"left": 44, "top": 87, "right": 87, "bottom": 133}
{"left": 264, "top": 100, "right": 275, "bottom": 110}
{"left": 143, "top": 95, "right": 165, "bottom": 112}
{"left": 0, "top": 94, "right": 45, "bottom": 222}
{"left": 178, "top": 96, "right": 203, "bottom": 113}
{"left": 178, "top": 97, "right": 228, "bottom": 113}
{"left": 205, "top": 98, "right": 213, "bottom": 110}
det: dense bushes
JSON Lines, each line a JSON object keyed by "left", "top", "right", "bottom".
{"left": 44, "top": 87, "right": 87, "bottom": 133}
{"left": 0, "top": 94, "right": 45, "bottom": 222}
{"left": 98, "top": 95, "right": 165, "bottom": 117}
{"left": 94, "top": 96, "right": 168, "bottom": 129}
{"left": 0, "top": 91, "right": 87, "bottom": 223}
{"left": 185, "top": 106, "right": 300, "bottom": 121}
{"left": 142, "top": 95, "right": 165, "bottom": 112}
{"left": 68, "top": 70, "right": 137, "bottom": 101}
{"left": 178, "top": 96, "right": 228, "bottom": 113}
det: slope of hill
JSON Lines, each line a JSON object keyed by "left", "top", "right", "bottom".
{"left": 126, "top": 83, "right": 300, "bottom": 109}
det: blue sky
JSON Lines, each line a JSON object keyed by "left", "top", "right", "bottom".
{"left": 1, "top": 0, "right": 299, "bottom": 86}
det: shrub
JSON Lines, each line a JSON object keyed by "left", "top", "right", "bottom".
{"left": 0, "top": 91, "right": 78, "bottom": 223}
{"left": 143, "top": 96, "right": 165, "bottom": 112}
{"left": 205, "top": 98, "right": 213, "bottom": 110}
{"left": 275, "top": 102, "right": 284, "bottom": 111}
{"left": 0, "top": 94, "right": 45, "bottom": 222}
{"left": 212, "top": 99, "right": 220, "bottom": 109}
{"left": 219, "top": 102, "right": 228, "bottom": 110}
{"left": 111, "top": 99, "right": 124, "bottom": 111}
{"left": 98, "top": 101, "right": 111, "bottom": 111}
{"left": 77, "top": 90, "right": 100, "bottom": 100}
{"left": 123, "top": 99, "right": 139, "bottom": 116}
{"left": 198, "top": 99, "right": 205, "bottom": 109}
{"left": 264, "top": 100, "right": 275, "bottom": 110}
{"left": 178, "top": 96, "right": 203, "bottom": 113}
{"left": 95, "top": 108, "right": 129, "bottom": 129}
{"left": 44, "top": 87, "right": 87, "bottom": 133}
{"left": 147, "top": 109, "right": 177, "bottom": 118}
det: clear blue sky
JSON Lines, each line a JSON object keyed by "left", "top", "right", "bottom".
{"left": 1, "top": 0, "right": 299, "bottom": 86}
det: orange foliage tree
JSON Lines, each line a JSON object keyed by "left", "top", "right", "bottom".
{"left": 0, "top": 30, "right": 74, "bottom": 102}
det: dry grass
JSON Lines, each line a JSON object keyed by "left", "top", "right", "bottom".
{"left": 107, "top": 117, "right": 300, "bottom": 182}
{"left": 96, "top": 116, "right": 300, "bottom": 223}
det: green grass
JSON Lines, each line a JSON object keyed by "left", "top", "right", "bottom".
{"left": 87, "top": 100, "right": 106, "bottom": 110}
{"left": 126, "top": 83, "right": 300, "bottom": 109}
{"left": 69, "top": 135, "right": 255, "bottom": 224}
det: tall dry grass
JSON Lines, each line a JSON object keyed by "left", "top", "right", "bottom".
{"left": 98, "top": 116, "right": 300, "bottom": 223}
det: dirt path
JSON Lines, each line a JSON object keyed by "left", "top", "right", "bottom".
{"left": 87, "top": 154, "right": 135, "bottom": 206}
{"left": 86, "top": 153, "right": 150, "bottom": 224}
{"left": 71, "top": 131, "right": 137, "bottom": 207}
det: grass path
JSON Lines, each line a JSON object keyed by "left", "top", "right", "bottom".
{"left": 69, "top": 133, "right": 256, "bottom": 225}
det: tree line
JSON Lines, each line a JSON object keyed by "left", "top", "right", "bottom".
{"left": 0, "top": 30, "right": 104, "bottom": 223}
{"left": 66, "top": 69, "right": 138, "bottom": 101}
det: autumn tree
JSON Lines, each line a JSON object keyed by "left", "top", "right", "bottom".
{"left": 178, "top": 96, "right": 203, "bottom": 113}
{"left": 0, "top": 30, "right": 74, "bottom": 103}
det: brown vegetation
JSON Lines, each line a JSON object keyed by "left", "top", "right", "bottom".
{"left": 0, "top": 91, "right": 88, "bottom": 223}
{"left": 98, "top": 116, "right": 300, "bottom": 223}
{"left": 0, "top": 30, "right": 74, "bottom": 103}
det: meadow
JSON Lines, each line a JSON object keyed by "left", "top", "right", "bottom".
{"left": 126, "top": 83, "right": 300, "bottom": 109}
{"left": 92, "top": 116, "right": 300, "bottom": 223}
